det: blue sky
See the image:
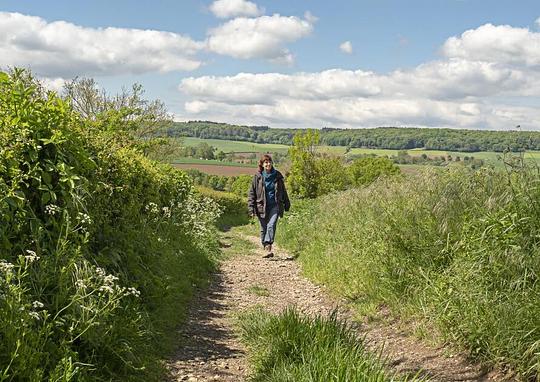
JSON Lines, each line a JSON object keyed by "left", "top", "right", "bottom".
{"left": 1, "top": 0, "right": 540, "bottom": 130}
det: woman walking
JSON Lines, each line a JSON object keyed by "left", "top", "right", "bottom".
{"left": 248, "top": 154, "right": 290, "bottom": 258}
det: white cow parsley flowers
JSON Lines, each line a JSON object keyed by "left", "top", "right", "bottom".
{"left": 44, "top": 204, "right": 61, "bottom": 215}
{"left": 24, "top": 250, "right": 40, "bottom": 263}
{"left": 0, "top": 260, "right": 15, "bottom": 273}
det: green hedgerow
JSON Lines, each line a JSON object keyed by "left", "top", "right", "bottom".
{"left": 0, "top": 69, "right": 220, "bottom": 381}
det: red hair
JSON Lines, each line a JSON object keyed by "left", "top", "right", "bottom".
{"left": 258, "top": 154, "right": 273, "bottom": 173}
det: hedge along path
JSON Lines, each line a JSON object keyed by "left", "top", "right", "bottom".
{"left": 166, "top": 232, "right": 509, "bottom": 382}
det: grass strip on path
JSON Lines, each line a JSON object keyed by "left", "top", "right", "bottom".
{"left": 237, "top": 307, "right": 425, "bottom": 382}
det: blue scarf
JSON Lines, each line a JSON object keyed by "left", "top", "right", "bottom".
{"left": 262, "top": 168, "right": 277, "bottom": 209}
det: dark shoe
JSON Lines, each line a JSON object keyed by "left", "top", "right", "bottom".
{"left": 262, "top": 243, "right": 274, "bottom": 258}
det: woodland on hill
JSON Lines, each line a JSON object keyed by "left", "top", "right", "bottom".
{"left": 165, "top": 121, "right": 540, "bottom": 153}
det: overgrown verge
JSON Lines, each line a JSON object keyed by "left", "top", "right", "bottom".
{"left": 0, "top": 70, "right": 220, "bottom": 380}
{"left": 237, "top": 307, "right": 421, "bottom": 381}
{"left": 277, "top": 165, "right": 540, "bottom": 379}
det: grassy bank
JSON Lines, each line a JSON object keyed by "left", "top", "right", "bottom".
{"left": 277, "top": 165, "right": 540, "bottom": 379}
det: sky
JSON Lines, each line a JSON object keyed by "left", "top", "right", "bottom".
{"left": 1, "top": 0, "right": 540, "bottom": 131}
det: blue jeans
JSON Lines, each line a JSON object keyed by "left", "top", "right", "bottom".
{"left": 258, "top": 204, "right": 279, "bottom": 246}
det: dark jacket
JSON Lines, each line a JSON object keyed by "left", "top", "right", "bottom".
{"left": 248, "top": 170, "right": 290, "bottom": 218}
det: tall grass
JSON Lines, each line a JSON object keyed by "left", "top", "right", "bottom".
{"left": 238, "top": 307, "right": 421, "bottom": 381}
{"left": 278, "top": 164, "right": 540, "bottom": 378}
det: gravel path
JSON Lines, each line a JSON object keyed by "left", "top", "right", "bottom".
{"left": 166, "top": 233, "right": 514, "bottom": 382}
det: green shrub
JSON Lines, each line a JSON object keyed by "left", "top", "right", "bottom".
{"left": 0, "top": 70, "right": 219, "bottom": 381}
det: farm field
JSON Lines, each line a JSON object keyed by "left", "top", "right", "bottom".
{"left": 181, "top": 137, "right": 352, "bottom": 155}
{"left": 171, "top": 163, "right": 256, "bottom": 175}
{"left": 172, "top": 157, "right": 253, "bottom": 167}
{"left": 171, "top": 157, "right": 256, "bottom": 175}
{"left": 181, "top": 137, "right": 290, "bottom": 153}
{"left": 408, "top": 148, "right": 540, "bottom": 163}
{"left": 178, "top": 137, "right": 540, "bottom": 167}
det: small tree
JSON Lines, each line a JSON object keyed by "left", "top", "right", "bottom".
{"left": 288, "top": 130, "right": 320, "bottom": 198}
{"left": 194, "top": 143, "right": 215, "bottom": 159}
{"left": 63, "top": 78, "right": 175, "bottom": 159}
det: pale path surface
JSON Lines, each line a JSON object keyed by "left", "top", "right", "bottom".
{"left": 166, "top": 232, "right": 515, "bottom": 382}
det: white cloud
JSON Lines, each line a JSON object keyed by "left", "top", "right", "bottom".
{"left": 180, "top": 70, "right": 382, "bottom": 105}
{"left": 442, "top": 23, "right": 540, "bottom": 67}
{"left": 389, "top": 59, "right": 531, "bottom": 99}
{"left": 179, "top": 95, "right": 540, "bottom": 130}
{"left": 209, "top": 0, "right": 264, "bottom": 19}
{"left": 304, "top": 11, "right": 318, "bottom": 24}
{"left": 206, "top": 14, "right": 313, "bottom": 62}
{"left": 40, "top": 77, "right": 66, "bottom": 92}
{"left": 0, "top": 12, "right": 204, "bottom": 78}
{"left": 181, "top": 21, "right": 540, "bottom": 130}
{"left": 339, "top": 41, "right": 353, "bottom": 54}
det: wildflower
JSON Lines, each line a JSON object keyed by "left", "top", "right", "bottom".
{"left": 126, "top": 287, "right": 141, "bottom": 297}
{"left": 98, "top": 285, "right": 114, "bottom": 294}
{"left": 29, "top": 312, "right": 41, "bottom": 320}
{"left": 77, "top": 212, "right": 92, "bottom": 225}
{"left": 0, "top": 261, "right": 14, "bottom": 273}
{"left": 24, "top": 250, "right": 40, "bottom": 263}
{"left": 162, "top": 206, "right": 171, "bottom": 218}
{"left": 45, "top": 204, "right": 61, "bottom": 215}
{"left": 75, "top": 280, "right": 87, "bottom": 289}
{"left": 103, "top": 274, "right": 119, "bottom": 285}
{"left": 32, "top": 301, "right": 44, "bottom": 309}
{"left": 145, "top": 202, "right": 159, "bottom": 214}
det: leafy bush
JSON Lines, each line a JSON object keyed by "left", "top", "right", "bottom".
{"left": 0, "top": 70, "right": 219, "bottom": 381}
{"left": 277, "top": 165, "right": 540, "bottom": 378}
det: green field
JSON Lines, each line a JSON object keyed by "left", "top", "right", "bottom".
{"left": 181, "top": 137, "right": 349, "bottom": 155}
{"left": 181, "top": 137, "right": 290, "bottom": 153}
{"left": 171, "top": 157, "right": 253, "bottom": 167}
{"left": 178, "top": 137, "right": 540, "bottom": 167}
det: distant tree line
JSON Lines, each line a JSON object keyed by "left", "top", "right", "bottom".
{"left": 164, "top": 121, "right": 540, "bottom": 153}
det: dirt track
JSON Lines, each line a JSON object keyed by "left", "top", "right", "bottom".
{"left": 166, "top": 232, "right": 513, "bottom": 382}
